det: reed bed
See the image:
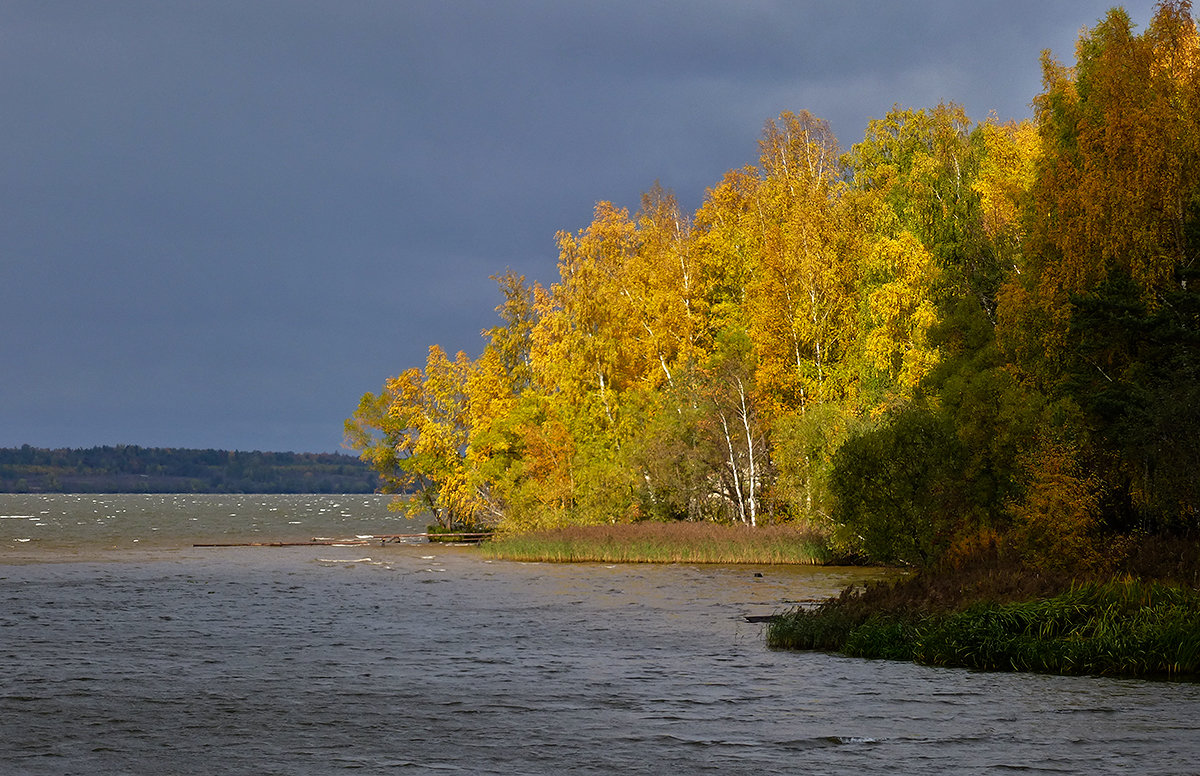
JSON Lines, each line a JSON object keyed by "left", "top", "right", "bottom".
{"left": 479, "top": 522, "right": 829, "bottom": 565}
{"left": 768, "top": 579, "right": 1200, "bottom": 678}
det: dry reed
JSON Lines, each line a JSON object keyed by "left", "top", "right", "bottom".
{"left": 479, "top": 521, "right": 828, "bottom": 565}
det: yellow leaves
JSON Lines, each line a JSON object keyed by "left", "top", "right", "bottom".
{"left": 1031, "top": 1, "right": 1198, "bottom": 304}
{"left": 345, "top": 344, "right": 495, "bottom": 524}
{"left": 860, "top": 232, "right": 941, "bottom": 392}
{"left": 845, "top": 104, "right": 993, "bottom": 402}
{"left": 625, "top": 185, "right": 703, "bottom": 390}
{"left": 692, "top": 167, "right": 759, "bottom": 337}
{"left": 534, "top": 202, "right": 640, "bottom": 401}
{"left": 1008, "top": 439, "right": 1105, "bottom": 573}
{"left": 533, "top": 190, "right": 704, "bottom": 403}
{"left": 1007, "top": 1, "right": 1200, "bottom": 370}
{"left": 848, "top": 102, "right": 973, "bottom": 246}
{"left": 758, "top": 110, "right": 841, "bottom": 194}
{"left": 463, "top": 346, "right": 516, "bottom": 458}
{"left": 410, "top": 346, "right": 470, "bottom": 455}
{"left": 1153, "top": 1, "right": 1200, "bottom": 60}
{"left": 973, "top": 119, "right": 1039, "bottom": 244}
{"left": 742, "top": 112, "right": 858, "bottom": 411}
{"left": 484, "top": 269, "right": 537, "bottom": 392}
{"left": 520, "top": 415, "right": 575, "bottom": 511}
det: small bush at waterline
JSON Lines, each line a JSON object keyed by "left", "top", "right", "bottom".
{"left": 768, "top": 580, "right": 1200, "bottom": 678}
{"left": 479, "top": 522, "right": 828, "bottom": 565}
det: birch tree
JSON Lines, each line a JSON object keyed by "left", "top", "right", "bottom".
{"left": 748, "top": 111, "right": 857, "bottom": 412}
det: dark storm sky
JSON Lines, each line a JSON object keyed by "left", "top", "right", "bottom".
{"left": 0, "top": 1, "right": 1159, "bottom": 453}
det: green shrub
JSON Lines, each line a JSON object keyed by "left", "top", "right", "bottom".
{"left": 769, "top": 577, "right": 1200, "bottom": 678}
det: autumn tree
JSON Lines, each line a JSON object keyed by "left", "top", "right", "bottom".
{"left": 697, "top": 329, "right": 769, "bottom": 526}
{"left": 526, "top": 198, "right": 697, "bottom": 526}
{"left": 347, "top": 4, "right": 1200, "bottom": 562}
{"left": 692, "top": 167, "right": 760, "bottom": 340}
{"left": 685, "top": 113, "right": 862, "bottom": 526}
{"left": 532, "top": 201, "right": 641, "bottom": 408}
{"left": 626, "top": 183, "right": 704, "bottom": 390}
{"left": 847, "top": 103, "right": 1005, "bottom": 310}
{"left": 972, "top": 118, "right": 1039, "bottom": 280}
{"left": 345, "top": 345, "right": 475, "bottom": 528}
{"left": 345, "top": 373, "right": 417, "bottom": 502}
{"left": 461, "top": 271, "right": 539, "bottom": 524}
{"left": 749, "top": 111, "right": 857, "bottom": 412}
{"left": 998, "top": 0, "right": 1200, "bottom": 534}
{"left": 1003, "top": 3, "right": 1199, "bottom": 357}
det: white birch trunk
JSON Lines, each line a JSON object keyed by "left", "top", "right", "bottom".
{"left": 720, "top": 411, "right": 747, "bottom": 525}
{"left": 736, "top": 377, "right": 757, "bottom": 528}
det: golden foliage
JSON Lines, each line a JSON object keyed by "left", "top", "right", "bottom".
{"left": 1008, "top": 440, "right": 1106, "bottom": 574}
{"left": 1017, "top": 2, "right": 1200, "bottom": 353}
{"left": 345, "top": 2, "right": 1200, "bottom": 569}
{"left": 859, "top": 232, "right": 941, "bottom": 392}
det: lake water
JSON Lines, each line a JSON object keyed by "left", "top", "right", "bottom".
{"left": 2, "top": 494, "right": 1199, "bottom": 775}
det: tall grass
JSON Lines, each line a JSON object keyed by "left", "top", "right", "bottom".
{"left": 479, "top": 522, "right": 828, "bottom": 565}
{"left": 768, "top": 579, "right": 1200, "bottom": 678}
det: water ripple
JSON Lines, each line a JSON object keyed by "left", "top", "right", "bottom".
{"left": 2, "top": 495, "right": 1199, "bottom": 775}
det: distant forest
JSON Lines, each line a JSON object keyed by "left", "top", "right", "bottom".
{"left": 0, "top": 445, "right": 379, "bottom": 494}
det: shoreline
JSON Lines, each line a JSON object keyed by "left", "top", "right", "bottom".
{"left": 765, "top": 556, "right": 1200, "bottom": 680}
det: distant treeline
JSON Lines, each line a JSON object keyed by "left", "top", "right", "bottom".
{"left": 0, "top": 445, "right": 380, "bottom": 494}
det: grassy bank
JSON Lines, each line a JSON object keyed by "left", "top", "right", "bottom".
{"left": 767, "top": 549, "right": 1200, "bottom": 679}
{"left": 479, "top": 522, "right": 829, "bottom": 564}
